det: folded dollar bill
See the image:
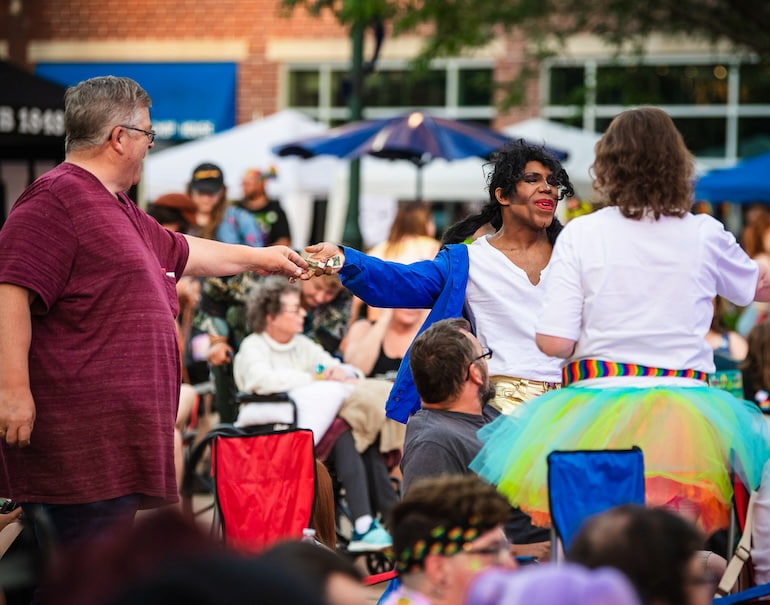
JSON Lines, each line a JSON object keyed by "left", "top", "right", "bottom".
{"left": 305, "top": 255, "right": 342, "bottom": 270}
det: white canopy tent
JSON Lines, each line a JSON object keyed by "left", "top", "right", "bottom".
{"left": 143, "top": 109, "right": 341, "bottom": 247}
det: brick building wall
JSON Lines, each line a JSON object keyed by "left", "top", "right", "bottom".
{"left": 2, "top": 1, "right": 539, "bottom": 128}
{"left": 6, "top": 1, "right": 350, "bottom": 122}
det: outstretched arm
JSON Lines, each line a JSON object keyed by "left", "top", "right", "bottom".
{"left": 0, "top": 284, "right": 36, "bottom": 447}
{"left": 183, "top": 236, "right": 307, "bottom": 279}
{"left": 303, "top": 242, "right": 446, "bottom": 308}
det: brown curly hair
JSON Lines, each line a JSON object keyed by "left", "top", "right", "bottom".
{"left": 592, "top": 107, "right": 695, "bottom": 220}
{"left": 387, "top": 474, "right": 512, "bottom": 570}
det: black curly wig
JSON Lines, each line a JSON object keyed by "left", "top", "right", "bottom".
{"left": 442, "top": 139, "right": 574, "bottom": 245}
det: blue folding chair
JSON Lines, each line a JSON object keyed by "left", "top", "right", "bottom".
{"left": 547, "top": 446, "right": 646, "bottom": 560}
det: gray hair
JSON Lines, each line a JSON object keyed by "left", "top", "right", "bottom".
{"left": 64, "top": 76, "right": 152, "bottom": 153}
{"left": 246, "top": 276, "right": 302, "bottom": 334}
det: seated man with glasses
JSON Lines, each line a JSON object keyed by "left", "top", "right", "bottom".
{"left": 404, "top": 318, "right": 551, "bottom": 559}
{"left": 401, "top": 318, "right": 496, "bottom": 495}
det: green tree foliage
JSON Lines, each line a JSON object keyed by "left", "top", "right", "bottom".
{"left": 279, "top": 0, "right": 396, "bottom": 25}
{"left": 281, "top": 0, "right": 770, "bottom": 63}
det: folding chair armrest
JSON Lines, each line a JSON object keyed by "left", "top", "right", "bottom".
{"left": 235, "top": 392, "right": 291, "bottom": 404}
{"left": 233, "top": 392, "right": 298, "bottom": 430}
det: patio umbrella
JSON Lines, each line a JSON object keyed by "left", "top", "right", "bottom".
{"left": 273, "top": 111, "right": 567, "bottom": 201}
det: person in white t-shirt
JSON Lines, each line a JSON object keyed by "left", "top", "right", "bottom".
{"left": 470, "top": 107, "right": 770, "bottom": 538}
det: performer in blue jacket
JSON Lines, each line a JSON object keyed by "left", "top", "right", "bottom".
{"left": 305, "top": 140, "right": 574, "bottom": 424}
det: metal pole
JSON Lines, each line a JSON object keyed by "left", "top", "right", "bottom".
{"left": 342, "top": 16, "right": 364, "bottom": 249}
{"left": 416, "top": 164, "right": 423, "bottom": 202}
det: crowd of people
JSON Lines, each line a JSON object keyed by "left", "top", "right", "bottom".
{"left": 1, "top": 75, "right": 769, "bottom": 605}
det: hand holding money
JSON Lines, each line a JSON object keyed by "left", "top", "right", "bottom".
{"left": 302, "top": 242, "right": 346, "bottom": 277}
{"left": 305, "top": 255, "right": 342, "bottom": 271}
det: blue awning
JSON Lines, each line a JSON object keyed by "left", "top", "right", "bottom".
{"left": 35, "top": 62, "right": 236, "bottom": 141}
{"left": 694, "top": 151, "right": 770, "bottom": 204}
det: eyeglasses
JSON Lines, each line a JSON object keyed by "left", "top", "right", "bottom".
{"left": 120, "top": 125, "right": 156, "bottom": 144}
{"left": 521, "top": 172, "right": 559, "bottom": 189}
{"left": 462, "top": 539, "right": 512, "bottom": 563}
{"left": 466, "top": 348, "right": 493, "bottom": 380}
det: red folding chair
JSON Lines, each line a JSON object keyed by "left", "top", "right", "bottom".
{"left": 181, "top": 393, "right": 317, "bottom": 554}
{"left": 212, "top": 427, "right": 316, "bottom": 553}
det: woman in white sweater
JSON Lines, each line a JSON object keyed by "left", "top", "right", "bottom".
{"left": 234, "top": 292, "right": 358, "bottom": 394}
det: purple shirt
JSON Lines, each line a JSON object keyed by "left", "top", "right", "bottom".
{"left": 0, "top": 163, "right": 189, "bottom": 506}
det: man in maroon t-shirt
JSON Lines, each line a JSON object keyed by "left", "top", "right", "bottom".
{"left": 0, "top": 76, "right": 308, "bottom": 549}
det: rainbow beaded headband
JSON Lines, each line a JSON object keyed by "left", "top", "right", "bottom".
{"left": 395, "top": 515, "right": 487, "bottom": 574}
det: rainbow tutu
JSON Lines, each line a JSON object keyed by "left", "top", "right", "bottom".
{"left": 469, "top": 385, "right": 770, "bottom": 534}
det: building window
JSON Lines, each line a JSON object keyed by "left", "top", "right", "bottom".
{"left": 361, "top": 69, "right": 446, "bottom": 107}
{"left": 544, "top": 56, "right": 770, "bottom": 164}
{"left": 740, "top": 64, "right": 770, "bottom": 104}
{"left": 549, "top": 66, "right": 586, "bottom": 106}
{"left": 595, "top": 64, "right": 728, "bottom": 105}
{"left": 288, "top": 70, "right": 320, "bottom": 107}
{"left": 458, "top": 68, "right": 494, "bottom": 106}
{"left": 285, "top": 61, "right": 494, "bottom": 126}
{"left": 738, "top": 117, "right": 770, "bottom": 157}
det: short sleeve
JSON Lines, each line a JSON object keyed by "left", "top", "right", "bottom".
{"left": 703, "top": 217, "right": 758, "bottom": 306}
{"left": 127, "top": 197, "right": 190, "bottom": 281}
{"left": 0, "top": 189, "right": 77, "bottom": 309}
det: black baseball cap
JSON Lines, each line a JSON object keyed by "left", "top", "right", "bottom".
{"left": 190, "top": 162, "right": 225, "bottom": 193}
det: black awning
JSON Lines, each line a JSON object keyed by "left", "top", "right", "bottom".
{"left": 0, "top": 60, "right": 65, "bottom": 160}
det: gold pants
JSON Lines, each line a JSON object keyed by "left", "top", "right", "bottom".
{"left": 488, "top": 375, "right": 561, "bottom": 415}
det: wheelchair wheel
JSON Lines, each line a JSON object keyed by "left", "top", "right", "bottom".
{"left": 365, "top": 550, "right": 394, "bottom": 575}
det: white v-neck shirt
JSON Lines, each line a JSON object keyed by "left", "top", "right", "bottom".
{"left": 466, "top": 235, "right": 562, "bottom": 383}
